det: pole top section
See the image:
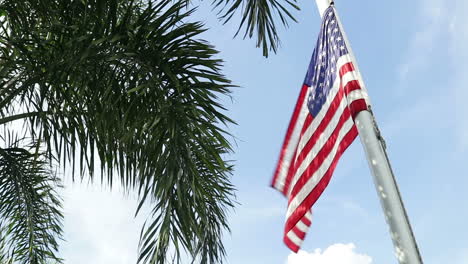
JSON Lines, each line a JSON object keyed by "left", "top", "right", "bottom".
{"left": 314, "top": 0, "right": 333, "bottom": 17}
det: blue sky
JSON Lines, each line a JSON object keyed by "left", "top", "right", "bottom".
{"left": 59, "top": 0, "right": 468, "bottom": 263}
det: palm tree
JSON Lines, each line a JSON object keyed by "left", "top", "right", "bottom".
{"left": 0, "top": 0, "right": 299, "bottom": 263}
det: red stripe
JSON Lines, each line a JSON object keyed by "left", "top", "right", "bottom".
{"left": 283, "top": 211, "right": 312, "bottom": 248}
{"left": 349, "top": 99, "right": 368, "bottom": 119}
{"left": 283, "top": 201, "right": 310, "bottom": 244}
{"left": 342, "top": 78, "right": 367, "bottom": 118}
{"left": 271, "top": 84, "right": 310, "bottom": 188}
{"left": 284, "top": 235, "right": 300, "bottom": 253}
{"left": 301, "top": 115, "right": 314, "bottom": 135}
{"left": 344, "top": 80, "right": 361, "bottom": 95}
{"left": 339, "top": 62, "right": 355, "bottom": 77}
{"left": 302, "top": 215, "right": 312, "bottom": 226}
{"left": 292, "top": 226, "right": 306, "bottom": 240}
{"left": 289, "top": 100, "right": 350, "bottom": 200}
{"left": 285, "top": 125, "right": 358, "bottom": 233}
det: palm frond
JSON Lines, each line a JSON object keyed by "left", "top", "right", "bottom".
{"left": 212, "top": 0, "right": 300, "bottom": 56}
{"left": 0, "top": 144, "right": 63, "bottom": 264}
{"left": 0, "top": 0, "right": 236, "bottom": 263}
{"left": 0, "top": 224, "right": 14, "bottom": 264}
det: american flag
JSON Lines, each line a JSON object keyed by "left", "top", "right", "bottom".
{"left": 271, "top": 6, "right": 369, "bottom": 252}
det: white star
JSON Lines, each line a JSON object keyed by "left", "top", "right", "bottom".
{"left": 337, "top": 36, "right": 342, "bottom": 41}
{"left": 319, "top": 50, "right": 324, "bottom": 57}
{"left": 340, "top": 45, "right": 345, "bottom": 50}
{"left": 331, "top": 20, "right": 336, "bottom": 24}
{"left": 334, "top": 28, "right": 339, "bottom": 33}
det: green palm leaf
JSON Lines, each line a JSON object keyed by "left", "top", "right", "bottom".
{"left": 0, "top": 142, "right": 63, "bottom": 264}
{"left": 1, "top": 0, "right": 236, "bottom": 263}
{"left": 213, "top": 0, "right": 300, "bottom": 56}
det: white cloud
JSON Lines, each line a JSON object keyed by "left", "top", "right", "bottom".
{"left": 59, "top": 179, "right": 149, "bottom": 264}
{"left": 287, "top": 243, "right": 372, "bottom": 264}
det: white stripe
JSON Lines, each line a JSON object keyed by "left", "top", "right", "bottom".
{"left": 286, "top": 230, "right": 303, "bottom": 246}
{"left": 341, "top": 68, "right": 369, "bottom": 105}
{"left": 273, "top": 55, "right": 354, "bottom": 192}
{"left": 273, "top": 95, "right": 310, "bottom": 191}
{"left": 341, "top": 70, "right": 358, "bottom": 89}
{"left": 286, "top": 117, "right": 355, "bottom": 218}
{"left": 296, "top": 221, "right": 309, "bottom": 232}
{"left": 304, "top": 211, "right": 312, "bottom": 220}
{"left": 347, "top": 89, "right": 366, "bottom": 104}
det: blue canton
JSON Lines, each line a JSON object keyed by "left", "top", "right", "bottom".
{"left": 304, "top": 7, "right": 350, "bottom": 117}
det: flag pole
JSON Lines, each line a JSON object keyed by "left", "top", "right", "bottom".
{"left": 313, "top": 1, "right": 424, "bottom": 263}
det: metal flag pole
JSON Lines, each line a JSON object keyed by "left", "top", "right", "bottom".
{"left": 313, "top": 1, "right": 424, "bottom": 263}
